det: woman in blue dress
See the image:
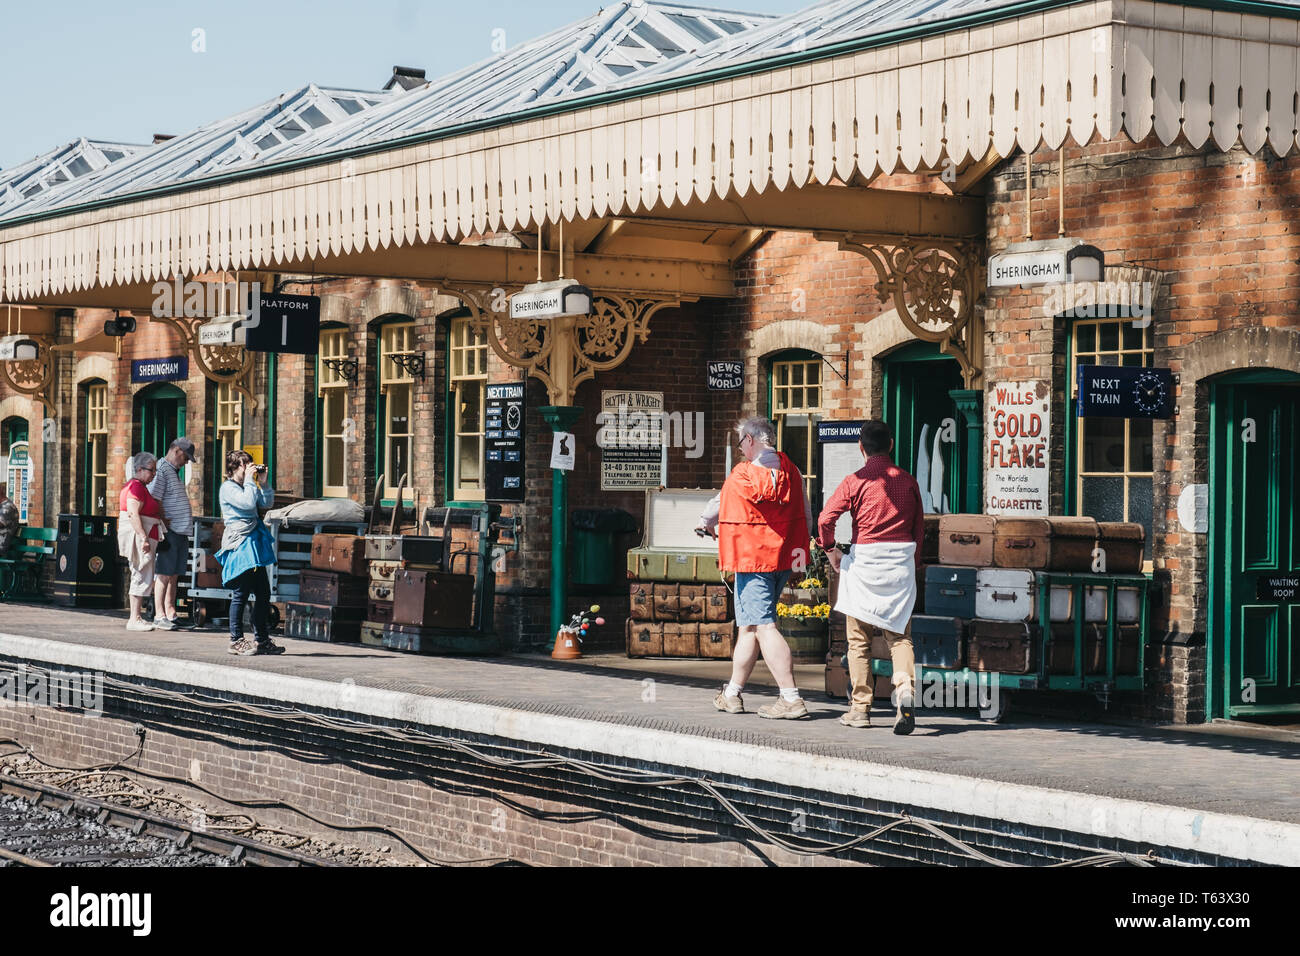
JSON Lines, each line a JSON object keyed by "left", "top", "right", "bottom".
{"left": 214, "top": 449, "right": 284, "bottom": 656}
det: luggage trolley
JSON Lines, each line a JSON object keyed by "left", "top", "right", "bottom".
{"left": 187, "top": 515, "right": 368, "bottom": 630}
{"left": 869, "top": 572, "right": 1151, "bottom": 722}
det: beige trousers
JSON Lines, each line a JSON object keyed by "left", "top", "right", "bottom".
{"left": 845, "top": 615, "right": 915, "bottom": 712}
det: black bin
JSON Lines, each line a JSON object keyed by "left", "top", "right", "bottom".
{"left": 52, "top": 513, "right": 119, "bottom": 608}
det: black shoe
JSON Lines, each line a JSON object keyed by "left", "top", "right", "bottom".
{"left": 893, "top": 695, "right": 916, "bottom": 736}
{"left": 254, "top": 639, "right": 286, "bottom": 656}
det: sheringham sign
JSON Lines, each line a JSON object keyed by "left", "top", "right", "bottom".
{"left": 509, "top": 280, "right": 592, "bottom": 320}
{"left": 989, "top": 243, "right": 1104, "bottom": 288}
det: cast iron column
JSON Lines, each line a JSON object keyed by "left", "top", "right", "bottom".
{"left": 540, "top": 404, "right": 583, "bottom": 642}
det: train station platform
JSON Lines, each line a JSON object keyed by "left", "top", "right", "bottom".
{"left": 1, "top": 602, "right": 1298, "bottom": 866}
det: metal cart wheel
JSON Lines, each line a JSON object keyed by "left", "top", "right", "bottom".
{"left": 978, "top": 690, "right": 1012, "bottom": 723}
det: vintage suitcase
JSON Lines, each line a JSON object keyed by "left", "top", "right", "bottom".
{"left": 921, "top": 514, "right": 941, "bottom": 564}
{"left": 367, "top": 599, "right": 394, "bottom": 625}
{"left": 195, "top": 570, "right": 223, "bottom": 589}
{"left": 924, "top": 566, "right": 977, "bottom": 619}
{"left": 1046, "top": 623, "right": 1141, "bottom": 676}
{"left": 297, "top": 569, "right": 368, "bottom": 607}
{"left": 698, "top": 620, "right": 735, "bottom": 658}
{"left": 629, "top": 581, "right": 653, "bottom": 620}
{"left": 677, "top": 584, "right": 707, "bottom": 622}
{"left": 311, "top": 533, "right": 367, "bottom": 576}
{"left": 368, "top": 579, "right": 396, "bottom": 603}
{"left": 705, "top": 585, "right": 729, "bottom": 622}
{"left": 1096, "top": 522, "right": 1145, "bottom": 573}
{"left": 825, "top": 651, "right": 850, "bottom": 700}
{"left": 392, "top": 569, "right": 475, "bottom": 628}
{"left": 662, "top": 622, "right": 700, "bottom": 657}
{"left": 359, "top": 621, "right": 387, "bottom": 647}
{"left": 381, "top": 623, "right": 482, "bottom": 654}
{"left": 975, "top": 568, "right": 1036, "bottom": 622}
{"left": 1082, "top": 585, "right": 1142, "bottom": 624}
{"left": 967, "top": 620, "right": 1038, "bottom": 674}
{"left": 652, "top": 583, "right": 680, "bottom": 621}
{"left": 626, "top": 619, "right": 664, "bottom": 657}
{"left": 991, "top": 518, "right": 1052, "bottom": 570}
{"left": 626, "top": 548, "right": 724, "bottom": 583}
{"left": 938, "top": 514, "right": 997, "bottom": 566}
{"left": 1044, "top": 517, "right": 1100, "bottom": 571}
{"left": 365, "top": 533, "right": 448, "bottom": 566}
{"left": 367, "top": 559, "right": 437, "bottom": 585}
{"left": 284, "top": 602, "right": 363, "bottom": 643}
{"left": 909, "top": 615, "right": 965, "bottom": 670}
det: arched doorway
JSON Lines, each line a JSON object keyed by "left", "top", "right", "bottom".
{"left": 133, "top": 384, "right": 186, "bottom": 462}
{"left": 1207, "top": 369, "right": 1300, "bottom": 720}
{"left": 1, "top": 416, "right": 31, "bottom": 522}
{"left": 881, "top": 341, "right": 965, "bottom": 513}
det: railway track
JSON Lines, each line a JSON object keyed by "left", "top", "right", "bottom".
{"left": 0, "top": 775, "right": 335, "bottom": 867}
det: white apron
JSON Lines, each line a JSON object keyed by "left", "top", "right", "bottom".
{"left": 834, "top": 541, "right": 918, "bottom": 634}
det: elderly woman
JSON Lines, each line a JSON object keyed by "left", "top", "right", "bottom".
{"left": 116, "top": 451, "right": 166, "bottom": 631}
{"left": 214, "top": 449, "right": 283, "bottom": 656}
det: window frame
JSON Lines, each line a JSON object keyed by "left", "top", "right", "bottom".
{"left": 447, "top": 315, "right": 488, "bottom": 502}
{"left": 375, "top": 319, "right": 416, "bottom": 501}
{"left": 211, "top": 379, "right": 243, "bottom": 513}
{"left": 316, "top": 325, "right": 350, "bottom": 498}
{"left": 766, "top": 349, "right": 823, "bottom": 508}
{"left": 83, "top": 381, "right": 109, "bottom": 515}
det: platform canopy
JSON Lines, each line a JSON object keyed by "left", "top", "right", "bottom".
{"left": 3, "top": 0, "right": 1300, "bottom": 302}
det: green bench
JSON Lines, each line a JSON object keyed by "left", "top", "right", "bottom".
{"left": 0, "top": 526, "right": 57, "bottom": 601}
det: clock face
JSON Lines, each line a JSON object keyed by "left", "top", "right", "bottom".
{"left": 1132, "top": 370, "right": 1167, "bottom": 414}
{"left": 506, "top": 405, "right": 521, "bottom": 430}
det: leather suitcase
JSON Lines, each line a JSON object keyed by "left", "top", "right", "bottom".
{"left": 662, "top": 622, "right": 700, "bottom": 657}
{"left": 967, "top": 620, "right": 1038, "bottom": 673}
{"left": 921, "top": 514, "right": 941, "bottom": 564}
{"left": 284, "top": 602, "right": 363, "bottom": 643}
{"left": 629, "top": 581, "right": 653, "bottom": 620}
{"left": 992, "top": 518, "right": 1052, "bottom": 570}
{"left": 825, "top": 651, "right": 850, "bottom": 700}
{"left": 626, "top": 619, "right": 664, "bottom": 657}
{"left": 909, "top": 615, "right": 965, "bottom": 670}
{"left": 367, "top": 559, "right": 436, "bottom": 586}
{"left": 677, "top": 584, "right": 706, "bottom": 622}
{"left": 705, "top": 585, "right": 729, "bottom": 622}
{"left": 1047, "top": 623, "right": 1141, "bottom": 676}
{"left": 1096, "top": 522, "right": 1145, "bottom": 573}
{"left": 975, "top": 568, "right": 1036, "bottom": 622}
{"left": 1083, "top": 585, "right": 1142, "bottom": 624}
{"left": 367, "top": 599, "right": 394, "bottom": 625}
{"left": 938, "top": 515, "right": 996, "bottom": 566}
{"left": 195, "top": 570, "right": 223, "bottom": 589}
{"left": 392, "top": 569, "right": 475, "bottom": 628}
{"left": 924, "top": 566, "right": 977, "bottom": 619}
{"left": 359, "top": 621, "right": 386, "bottom": 647}
{"left": 652, "top": 583, "right": 680, "bottom": 621}
{"left": 365, "top": 534, "right": 447, "bottom": 566}
{"left": 298, "top": 569, "right": 368, "bottom": 607}
{"left": 311, "top": 533, "right": 367, "bottom": 576}
{"left": 381, "top": 623, "right": 482, "bottom": 654}
{"left": 698, "top": 620, "right": 735, "bottom": 658}
{"left": 368, "top": 579, "right": 397, "bottom": 604}
{"left": 1044, "top": 517, "right": 1099, "bottom": 571}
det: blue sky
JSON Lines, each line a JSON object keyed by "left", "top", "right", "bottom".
{"left": 0, "top": 0, "right": 801, "bottom": 171}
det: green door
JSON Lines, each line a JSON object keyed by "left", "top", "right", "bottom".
{"left": 883, "top": 342, "right": 965, "bottom": 514}
{"left": 1209, "top": 372, "right": 1300, "bottom": 719}
{"left": 133, "top": 384, "right": 186, "bottom": 461}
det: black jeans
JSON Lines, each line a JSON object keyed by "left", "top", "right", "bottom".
{"left": 228, "top": 565, "right": 271, "bottom": 643}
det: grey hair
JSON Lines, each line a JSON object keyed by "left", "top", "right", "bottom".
{"left": 735, "top": 416, "right": 776, "bottom": 446}
{"left": 126, "top": 451, "right": 157, "bottom": 480}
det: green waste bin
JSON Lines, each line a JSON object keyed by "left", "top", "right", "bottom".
{"left": 570, "top": 509, "right": 638, "bottom": 587}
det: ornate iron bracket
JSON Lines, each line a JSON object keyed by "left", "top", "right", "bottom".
{"left": 446, "top": 284, "right": 689, "bottom": 407}
{"left": 0, "top": 335, "right": 56, "bottom": 412}
{"left": 817, "top": 232, "right": 985, "bottom": 387}
{"left": 150, "top": 315, "right": 257, "bottom": 409}
{"left": 321, "top": 356, "right": 359, "bottom": 384}
{"left": 387, "top": 351, "right": 425, "bottom": 381}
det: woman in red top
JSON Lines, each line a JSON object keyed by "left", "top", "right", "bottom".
{"left": 117, "top": 451, "right": 165, "bottom": 631}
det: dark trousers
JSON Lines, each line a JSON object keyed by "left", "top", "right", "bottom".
{"left": 228, "top": 566, "right": 271, "bottom": 643}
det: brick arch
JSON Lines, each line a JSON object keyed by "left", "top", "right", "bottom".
{"left": 1181, "top": 326, "right": 1300, "bottom": 383}
{"left": 751, "top": 319, "right": 828, "bottom": 359}
{"left": 0, "top": 395, "right": 35, "bottom": 423}
{"left": 73, "top": 355, "right": 114, "bottom": 385}
{"left": 320, "top": 293, "right": 353, "bottom": 326}
{"left": 362, "top": 285, "right": 422, "bottom": 325}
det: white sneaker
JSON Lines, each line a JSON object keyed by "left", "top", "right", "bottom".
{"left": 152, "top": 617, "right": 178, "bottom": 631}
{"left": 126, "top": 620, "right": 155, "bottom": 632}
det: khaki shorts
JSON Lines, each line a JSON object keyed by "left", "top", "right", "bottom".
{"left": 128, "top": 546, "right": 156, "bottom": 597}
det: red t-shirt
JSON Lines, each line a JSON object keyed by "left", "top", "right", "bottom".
{"left": 817, "top": 456, "right": 925, "bottom": 558}
{"left": 120, "top": 478, "right": 163, "bottom": 539}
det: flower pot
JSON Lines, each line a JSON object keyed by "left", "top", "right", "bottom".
{"left": 778, "top": 616, "right": 828, "bottom": 663}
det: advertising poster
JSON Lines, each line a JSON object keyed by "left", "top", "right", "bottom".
{"left": 985, "top": 381, "right": 1051, "bottom": 515}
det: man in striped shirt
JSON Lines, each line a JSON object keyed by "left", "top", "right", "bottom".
{"left": 148, "top": 437, "right": 197, "bottom": 630}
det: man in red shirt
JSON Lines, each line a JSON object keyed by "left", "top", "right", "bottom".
{"left": 818, "top": 421, "right": 925, "bottom": 734}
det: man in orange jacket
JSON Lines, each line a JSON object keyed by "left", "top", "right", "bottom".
{"left": 697, "top": 417, "right": 814, "bottom": 719}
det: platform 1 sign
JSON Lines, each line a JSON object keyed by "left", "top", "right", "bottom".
{"left": 242, "top": 293, "right": 321, "bottom": 354}
{"left": 485, "top": 382, "right": 526, "bottom": 501}
{"left": 985, "top": 381, "right": 1050, "bottom": 515}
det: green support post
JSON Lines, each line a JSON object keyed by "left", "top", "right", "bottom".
{"left": 949, "top": 389, "right": 983, "bottom": 514}
{"left": 540, "top": 405, "right": 583, "bottom": 644}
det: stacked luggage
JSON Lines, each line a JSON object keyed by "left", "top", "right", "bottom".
{"left": 626, "top": 580, "right": 735, "bottom": 659}
{"left": 913, "top": 516, "right": 1145, "bottom": 675}
{"left": 284, "top": 533, "right": 369, "bottom": 642}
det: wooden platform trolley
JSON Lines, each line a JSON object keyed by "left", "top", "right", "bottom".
{"left": 186, "top": 515, "right": 368, "bottom": 629}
